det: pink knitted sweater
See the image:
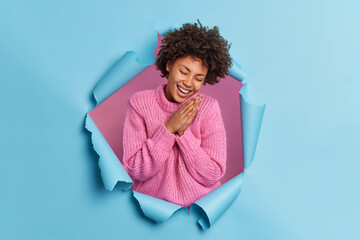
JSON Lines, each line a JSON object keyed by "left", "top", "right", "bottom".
{"left": 122, "top": 84, "right": 227, "bottom": 207}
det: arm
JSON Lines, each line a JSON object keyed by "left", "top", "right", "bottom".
{"left": 122, "top": 102, "right": 176, "bottom": 182}
{"left": 175, "top": 100, "right": 226, "bottom": 187}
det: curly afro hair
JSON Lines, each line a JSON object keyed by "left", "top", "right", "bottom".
{"left": 155, "top": 21, "right": 232, "bottom": 85}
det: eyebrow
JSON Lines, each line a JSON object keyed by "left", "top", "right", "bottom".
{"left": 180, "top": 65, "right": 206, "bottom": 76}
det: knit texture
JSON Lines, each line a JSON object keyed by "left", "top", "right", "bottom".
{"left": 121, "top": 84, "right": 227, "bottom": 207}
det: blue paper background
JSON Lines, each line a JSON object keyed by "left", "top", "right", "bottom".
{"left": 1, "top": 0, "right": 359, "bottom": 239}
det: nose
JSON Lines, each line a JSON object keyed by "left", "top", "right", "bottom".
{"left": 183, "top": 77, "right": 192, "bottom": 88}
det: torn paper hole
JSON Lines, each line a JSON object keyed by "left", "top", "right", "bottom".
{"left": 85, "top": 33, "right": 265, "bottom": 229}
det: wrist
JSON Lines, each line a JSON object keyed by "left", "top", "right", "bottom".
{"left": 165, "top": 123, "right": 175, "bottom": 134}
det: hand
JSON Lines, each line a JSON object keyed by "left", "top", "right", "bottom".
{"left": 165, "top": 94, "right": 202, "bottom": 135}
{"left": 177, "top": 95, "right": 202, "bottom": 136}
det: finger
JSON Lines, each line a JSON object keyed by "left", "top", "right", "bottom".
{"left": 188, "top": 95, "right": 201, "bottom": 108}
{"left": 178, "top": 95, "right": 202, "bottom": 119}
{"left": 179, "top": 96, "right": 201, "bottom": 130}
{"left": 190, "top": 98, "right": 201, "bottom": 112}
{"left": 180, "top": 97, "right": 196, "bottom": 109}
{"left": 180, "top": 104, "right": 199, "bottom": 128}
{"left": 195, "top": 96, "right": 202, "bottom": 106}
{"left": 180, "top": 108, "right": 198, "bottom": 132}
{"left": 177, "top": 99, "right": 195, "bottom": 116}
{"left": 185, "top": 104, "right": 199, "bottom": 121}
{"left": 192, "top": 104, "right": 200, "bottom": 117}
{"left": 179, "top": 98, "right": 197, "bottom": 115}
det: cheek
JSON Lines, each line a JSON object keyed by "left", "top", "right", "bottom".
{"left": 194, "top": 82, "right": 203, "bottom": 92}
{"left": 176, "top": 73, "right": 186, "bottom": 82}
{"left": 168, "top": 74, "right": 179, "bottom": 85}
{"left": 169, "top": 74, "right": 179, "bottom": 84}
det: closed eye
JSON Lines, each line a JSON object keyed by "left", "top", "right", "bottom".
{"left": 179, "top": 69, "right": 187, "bottom": 75}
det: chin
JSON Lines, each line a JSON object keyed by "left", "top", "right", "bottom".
{"left": 175, "top": 94, "right": 192, "bottom": 103}
{"left": 173, "top": 97, "right": 185, "bottom": 103}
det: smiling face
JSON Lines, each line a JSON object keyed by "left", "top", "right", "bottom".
{"left": 164, "top": 56, "right": 208, "bottom": 103}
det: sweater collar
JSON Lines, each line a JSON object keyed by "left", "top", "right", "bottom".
{"left": 156, "top": 84, "right": 199, "bottom": 113}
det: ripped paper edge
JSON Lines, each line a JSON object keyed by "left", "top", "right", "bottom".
{"left": 85, "top": 33, "right": 265, "bottom": 228}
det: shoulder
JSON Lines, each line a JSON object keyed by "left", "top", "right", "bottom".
{"left": 198, "top": 94, "right": 221, "bottom": 114}
{"left": 128, "top": 88, "right": 156, "bottom": 109}
{"left": 197, "top": 95, "right": 225, "bottom": 136}
{"left": 196, "top": 94, "right": 224, "bottom": 133}
{"left": 200, "top": 94, "right": 218, "bottom": 105}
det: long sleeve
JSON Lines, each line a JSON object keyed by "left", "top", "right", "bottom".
{"left": 175, "top": 100, "right": 226, "bottom": 187}
{"left": 122, "top": 102, "right": 176, "bottom": 182}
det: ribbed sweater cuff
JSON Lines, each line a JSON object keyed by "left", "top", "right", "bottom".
{"left": 175, "top": 128, "right": 201, "bottom": 152}
{"left": 151, "top": 124, "right": 176, "bottom": 152}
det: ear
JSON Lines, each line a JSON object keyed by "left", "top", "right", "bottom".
{"left": 166, "top": 62, "right": 170, "bottom": 72}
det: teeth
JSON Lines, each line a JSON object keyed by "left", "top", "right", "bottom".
{"left": 178, "top": 85, "right": 190, "bottom": 94}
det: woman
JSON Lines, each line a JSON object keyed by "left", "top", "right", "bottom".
{"left": 122, "top": 21, "right": 232, "bottom": 207}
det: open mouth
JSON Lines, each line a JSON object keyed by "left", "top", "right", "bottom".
{"left": 177, "top": 85, "right": 191, "bottom": 97}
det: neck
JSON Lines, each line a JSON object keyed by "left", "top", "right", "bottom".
{"left": 164, "top": 84, "right": 176, "bottom": 102}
